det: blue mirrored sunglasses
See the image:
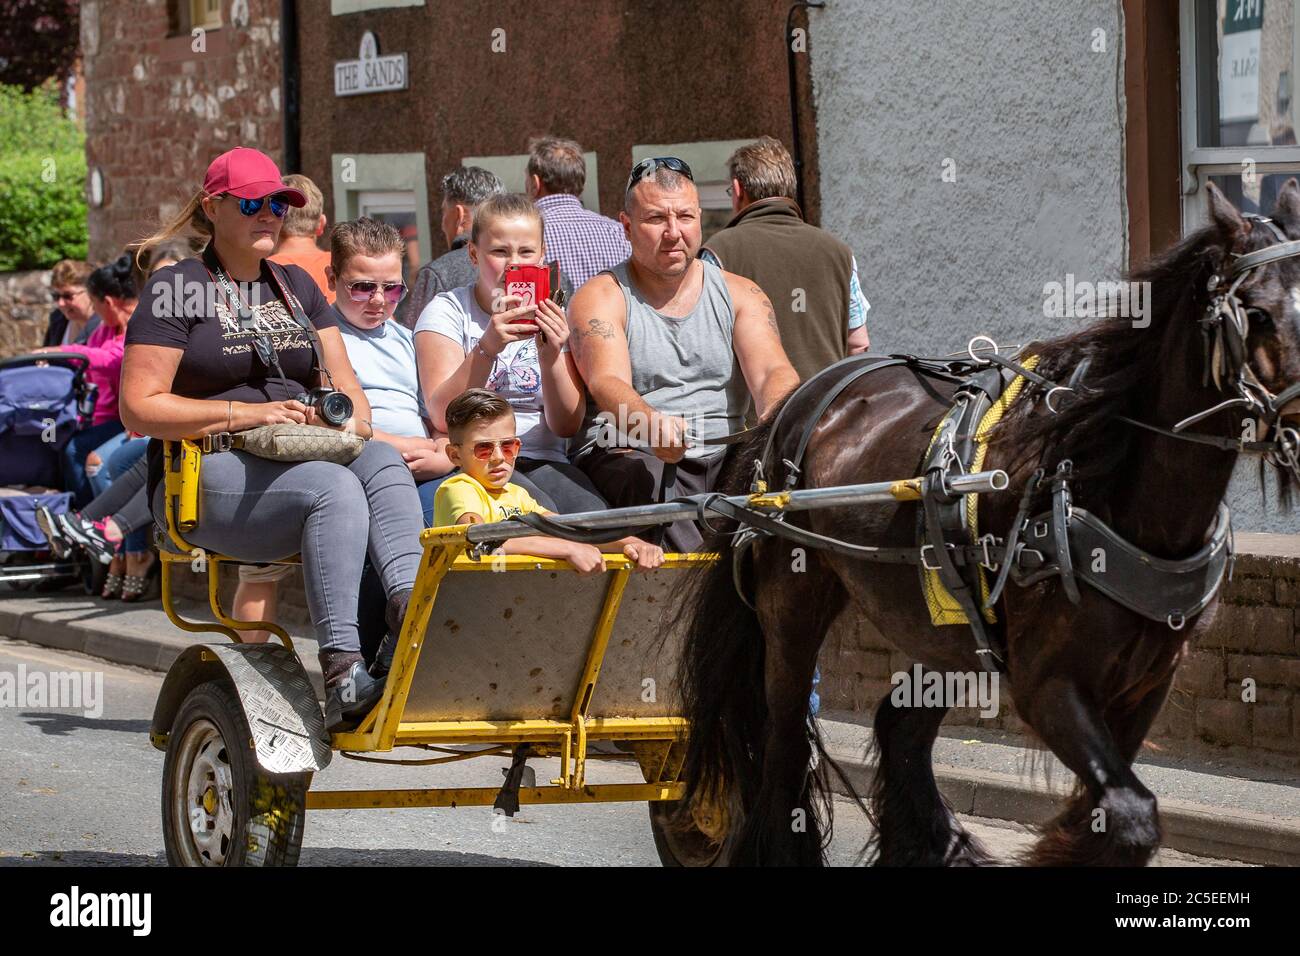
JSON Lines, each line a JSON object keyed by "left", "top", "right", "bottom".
{"left": 237, "top": 195, "right": 290, "bottom": 218}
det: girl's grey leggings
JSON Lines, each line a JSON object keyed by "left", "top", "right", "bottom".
{"left": 151, "top": 440, "right": 424, "bottom": 655}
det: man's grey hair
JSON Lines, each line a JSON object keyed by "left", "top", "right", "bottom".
{"left": 623, "top": 168, "right": 693, "bottom": 214}
{"left": 441, "top": 166, "right": 506, "bottom": 208}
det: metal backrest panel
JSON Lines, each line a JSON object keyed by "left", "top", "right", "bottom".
{"left": 586, "top": 570, "right": 684, "bottom": 718}
{"left": 401, "top": 565, "right": 686, "bottom": 723}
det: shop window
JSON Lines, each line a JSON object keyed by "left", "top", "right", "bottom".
{"left": 357, "top": 190, "right": 422, "bottom": 280}
{"left": 630, "top": 140, "right": 755, "bottom": 242}
{"left": 1181, "top": 0, "right": 1300, "bottom": 226}
{"left": 332, "top": 153, "right": 432, "bottom": 279}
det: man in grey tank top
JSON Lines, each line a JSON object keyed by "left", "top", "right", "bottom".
{"left": 567, "top": 158, "right": 800, "bottom": 552}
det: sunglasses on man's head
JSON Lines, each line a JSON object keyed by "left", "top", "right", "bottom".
{"left": 233, "top": 195, "right": 290, "bottom": 218}
{"left": 457, "top": 437, "right": 521, "bottom": 461}
{"left": 344, "top": 279, "right": 407, "bottom": 305}
{"left": 625, "top": 156, "right": 695, "bottom": 193}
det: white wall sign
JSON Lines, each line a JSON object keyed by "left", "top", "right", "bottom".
{"left": 334, "top": 31, "right": 408, "bottom": 97}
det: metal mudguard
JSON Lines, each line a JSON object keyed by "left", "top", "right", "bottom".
{"left": 150, "top": 643, "right": 333, "bottom": 773}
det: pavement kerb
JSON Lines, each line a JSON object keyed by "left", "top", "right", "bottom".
{"left": 3, "top": 596, "right": 1297, "bottom": 865}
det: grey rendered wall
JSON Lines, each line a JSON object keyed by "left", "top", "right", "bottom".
{"left": 809, "top": 0, "right": 1296, "bottom": 533}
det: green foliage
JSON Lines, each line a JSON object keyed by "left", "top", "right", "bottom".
{"left": 0, "top": 83, "right": 86, "bottom": 271}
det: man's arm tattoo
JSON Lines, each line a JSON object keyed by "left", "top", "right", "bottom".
{"left": 764, "top": 305, "right": 780, "bottom": 335}
{"left": 744, "top": 285, "right": 780, "bottom": 335}
{"left": 580, "top": 318, "right": 616, "bottom": 340}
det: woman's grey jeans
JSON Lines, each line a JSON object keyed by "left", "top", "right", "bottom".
{"left": 151, "top": 440, "right": 424, "bottom": 655}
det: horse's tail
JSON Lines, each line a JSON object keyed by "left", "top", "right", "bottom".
{"left": 673, "top": 424, "right": 773, "bottom": 823}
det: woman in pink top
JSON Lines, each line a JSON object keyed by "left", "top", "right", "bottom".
{"left": 36, "top": 255, "right": 137, "bottom": 504}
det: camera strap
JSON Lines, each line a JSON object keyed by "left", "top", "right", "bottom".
{"left": 265, "top": 260, "right": 334, "bottom": 391}
{"left": 200, "top": 244, "right": 332, "bottom": 392}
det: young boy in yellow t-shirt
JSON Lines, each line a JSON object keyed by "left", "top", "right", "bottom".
{"left": 434, "top": 389, "right": 664, "bottom": 573}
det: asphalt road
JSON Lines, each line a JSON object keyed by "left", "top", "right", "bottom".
{"left": 0, "top": 636, "right": 1246, "bottom": 867}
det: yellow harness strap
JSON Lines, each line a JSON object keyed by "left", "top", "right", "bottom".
{"left": 921, "top": 356, "right": 1040, "bottom": 626}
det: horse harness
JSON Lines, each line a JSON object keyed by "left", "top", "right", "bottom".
{"left": 712, "top": 348, "right": 1231, "bottom": 675}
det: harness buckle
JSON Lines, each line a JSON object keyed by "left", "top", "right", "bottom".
{"left": 920, "top": 544, "right": 942, "bottom": 571}
{"left": 1166, "top": 611, "right": 1187, "bottom": 631}
{"left": 977, "top": 534, "right": 999, "bottom": 571}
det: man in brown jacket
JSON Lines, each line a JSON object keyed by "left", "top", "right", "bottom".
{"left": 701, "top": 137, "right": 871, "bottom": 382}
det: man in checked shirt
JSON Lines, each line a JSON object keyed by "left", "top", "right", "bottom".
{"left": 525, "top": 136, "right": 632, "bottom": 293}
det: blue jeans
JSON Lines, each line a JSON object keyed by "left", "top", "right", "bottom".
{"left": 87, "top": 429, "right": 130, "bottom": 498}
{"left": 107, "top": 438, "right": 149, "bottom": 553}
{"left": 150, "top": 441, "right": 423, "bottom": 656}
{"left": 417, "top": 474, "right": 454, "bottom": 527}
{"left": 63, "top": 420, "right": 124, "bottom": 507}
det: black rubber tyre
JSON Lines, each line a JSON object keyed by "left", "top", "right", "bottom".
{"left": 648, "top": 795, "right": 734, "bottom": 867}
{"left": 79, "top": 556, "right": 107, "bottom": 596}
{"left": 161, "top": 680, "right": 310, "bottom": 867}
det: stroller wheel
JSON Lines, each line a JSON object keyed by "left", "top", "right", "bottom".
{"left": 81, "top": 557, "right": 108, "bottom": 596}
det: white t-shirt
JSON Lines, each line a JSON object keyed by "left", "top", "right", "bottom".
{"left": 414, "top": 284, "right": 568, "bottom": 463}
{"left": 332, "top": 309, "right": 427, "bottom": 439}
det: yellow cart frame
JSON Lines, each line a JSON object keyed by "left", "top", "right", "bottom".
{"left": 156, "top": 440, "right": 709, "bottom": 811}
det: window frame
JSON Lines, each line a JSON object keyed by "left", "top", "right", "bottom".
{"left": 1180, "top": 0, "right": 1300, "bottom": 228}
{"left": 331, "top": 152, "right": 432, "bottom": 272}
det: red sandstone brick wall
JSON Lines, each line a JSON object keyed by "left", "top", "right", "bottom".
{"left": 81, "top": 0, "right": 283, "bottom": 262}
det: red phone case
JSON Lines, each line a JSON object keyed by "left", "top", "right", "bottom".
{"left": 504, "top": 265, "right": 549, "bottom": 327}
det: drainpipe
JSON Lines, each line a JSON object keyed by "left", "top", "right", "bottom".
{"left": 281, "top": 0, "right": 301, "bottom": 172}
{"left": 786, "top": 1, "right": 825, "bottom": 214}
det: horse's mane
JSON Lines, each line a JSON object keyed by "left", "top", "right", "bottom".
{"left": 994, "top": 222, "right": 1239, "bottom": 506}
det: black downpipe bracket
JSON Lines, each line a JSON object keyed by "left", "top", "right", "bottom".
{"left": 280, "top": 0, "right": 301, "bottom": 173}
{"left": 786, "top": 1, "right": 825, "bottom": 215}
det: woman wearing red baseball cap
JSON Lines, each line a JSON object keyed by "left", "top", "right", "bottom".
{"left": 120, "top": 147, "right": 422, "bottom": 730}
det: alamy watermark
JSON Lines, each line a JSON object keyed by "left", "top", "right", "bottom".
{"left": 50, "top": 886, "right": 150, "bottom": 936}
{"left": 889, "top": 664, "right": 999, "bottom": 718}
{"left": 1043, "top": 274, "right": 1151, "bottom": 328}
{"left": 592, "top": 406, "right": 708, "bottom": 451}
{"left": 0, "top": 665, "right": 103, "bottom": 718}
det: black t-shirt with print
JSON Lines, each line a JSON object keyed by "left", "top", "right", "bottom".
{"left": 125, "top": 248, "right": 336, "bottom": 500}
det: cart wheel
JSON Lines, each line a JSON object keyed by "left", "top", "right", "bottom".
{"left": 80, "top": 557, "right": 107, "bottom": 596}
{"left": 162, "top": 680, "right": 310, "bottom": 867}
{"left": 647, "top": 792, "right": 734, "bottom": 867}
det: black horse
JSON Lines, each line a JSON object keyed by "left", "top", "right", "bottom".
{"left": 664, "top": 182, "right": 1300, "bottom": 866}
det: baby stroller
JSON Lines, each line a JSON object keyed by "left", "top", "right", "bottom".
{"left": 0, "top": 352, "right": 106, "bottom": 593}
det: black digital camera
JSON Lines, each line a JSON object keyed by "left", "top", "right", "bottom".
{"left": 298, "top": 387, "right": 353, "bottom": 427}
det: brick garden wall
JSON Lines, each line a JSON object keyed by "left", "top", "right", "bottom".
{"left": 0, "top": 270, "right": 54, "bottom": 360}
{"left": 819, "top": 532, "right": 1300, "bottom": 766}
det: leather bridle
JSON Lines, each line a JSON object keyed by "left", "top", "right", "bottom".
{"left": 1118, "top": 214, "right": 1300, "bottom": 480}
